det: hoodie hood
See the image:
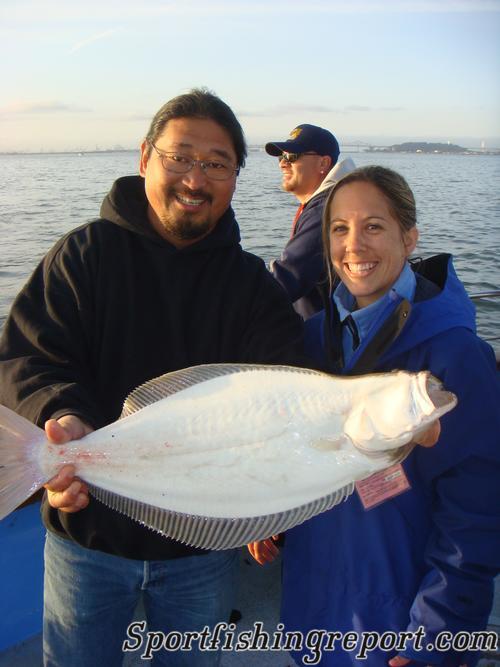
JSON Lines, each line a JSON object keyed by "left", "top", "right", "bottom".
{"left": 382, "top": 254, "right": 476, "bottom": 362}
{"left": 310, "top": 157, "right": 356, "bottom": 200}
{"left": 99, "top": 175, "right": 241, "bottom": 253}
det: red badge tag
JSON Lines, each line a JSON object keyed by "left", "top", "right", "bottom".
{"left": 355, "top": 463, "right": 411, "bottom": 510}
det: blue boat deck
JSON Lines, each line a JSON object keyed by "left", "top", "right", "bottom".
{"left": 1, "top": 505, "right": 498, "bottom": 666}
{"left": 0, "top": 504, "right": 44, "bottom": 655}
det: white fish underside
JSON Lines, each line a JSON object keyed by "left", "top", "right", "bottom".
{"left": 1, "top": 364, "right": 456, "bottom": 549}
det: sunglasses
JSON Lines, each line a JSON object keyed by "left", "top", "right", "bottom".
{"left": 278, "top": 151, "right": 318, "bottom": 164}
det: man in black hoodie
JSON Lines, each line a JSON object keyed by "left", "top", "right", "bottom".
{"left": 0, "top": 89, "right": 303, "bottom": 666}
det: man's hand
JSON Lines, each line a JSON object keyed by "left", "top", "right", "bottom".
{"left": 412, "top": 420, "right": 441, "bottom": 448}
{"left": 44, "top": 415, "right": 93, "bottom": 513}
{"left": 247, "top": 536, "right": 281, "bottom": 565}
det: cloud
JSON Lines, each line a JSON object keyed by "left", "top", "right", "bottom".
{"left": 343, "top": 105, "right": 404, "bottom": 112}
{"left": 239, "top": 104, "right": 336, "bottom": 117}
{"left": 238, "top": 104, "right": 406, "bottom": 117}
{"left": 344, "top": 105, "right": 371, "bottom": 112}
{"left": 69, "top": 27, "right": 122, "bottom": 53}
{"left": 0, "top": 101, "right": 92, "bottom": 117}
{"left": 124, "top": 114, "right": 155, "bottom": 122}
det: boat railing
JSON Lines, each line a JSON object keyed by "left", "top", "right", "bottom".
{"left": 470, "top": 290, "right": 500, "bottom": 300}
{"left": 470, "top": 290, "right": 500, "bottom": 366}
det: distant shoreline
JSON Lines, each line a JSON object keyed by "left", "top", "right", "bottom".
{"left": 1, "top": 143, "right": 499, "bottom": 157}
{"left": 363, "top": 148, "right": 500, "bottom": 156}
{"left": 0, "top": 149, "right": 139, "bottom": 156}
{"left": 363, "top": 141, "right": 500, "bottom": 156}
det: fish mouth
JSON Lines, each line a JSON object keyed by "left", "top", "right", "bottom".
{"left": 425, "top": 374, "right": 457, "bottom": 413}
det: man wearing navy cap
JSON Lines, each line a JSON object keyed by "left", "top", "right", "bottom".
{"left": 266, "top": 124, "right": 355, "bottom": 318}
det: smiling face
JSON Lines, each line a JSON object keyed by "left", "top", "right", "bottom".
{"left": 328, "top": 180, "right": 418, "bottom": 308}
{"left": 139, "top": 117, "right": 237, "bottom": 247}
{"left": 280, "top": 153, "right": 331, "bottom": 203}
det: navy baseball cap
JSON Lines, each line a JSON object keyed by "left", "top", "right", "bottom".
{"left": 265, "top": 124, "right": 340, "bottom": 165}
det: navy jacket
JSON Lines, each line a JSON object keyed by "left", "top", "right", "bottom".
{"left": 281, "top": 255, "right": 500, "bottom": 666}
{"left": 270, "top": 191, "right": 327, "bottom": 319}
{"left": 270, "top": 159, "right": 355, "bottom": 319}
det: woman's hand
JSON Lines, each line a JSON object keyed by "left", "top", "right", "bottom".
{"left": 413, "top": 420, "right": 441, "bottom": 448}
{"left": 247, "top": 536, "right": 281, "bottom": 565}
{"left": 44, "top": 415, "right": 93, "bottom": 513}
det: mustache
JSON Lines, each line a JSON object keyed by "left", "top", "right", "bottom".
{"left": 168, "top": 186, "right": 213, "bottom": 203}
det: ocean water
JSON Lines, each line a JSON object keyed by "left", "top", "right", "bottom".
{"left": 0, "top": 149, "right": 499, "bottom": 342}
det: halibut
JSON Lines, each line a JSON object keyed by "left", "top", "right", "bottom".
{"left": 0, "top": 364, "right": 456, "bottom": 549}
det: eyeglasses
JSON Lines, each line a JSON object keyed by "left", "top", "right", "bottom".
{"left": 151, "top": 144, "right": 239, "bottom": 181}
{"left": 278, "top": 151, "right": 318, "bottom": 164}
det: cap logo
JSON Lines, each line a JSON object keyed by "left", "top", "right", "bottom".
{"left": 289, "top": 127, "right": 302, "bottom": 139}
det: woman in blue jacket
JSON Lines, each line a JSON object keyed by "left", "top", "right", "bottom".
{"left": 249, "top": 166, "right": 500, "bottom": 666}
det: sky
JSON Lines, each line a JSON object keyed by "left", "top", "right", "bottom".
{"left": 1, "top": 0, "right": 499, "bottom": 152}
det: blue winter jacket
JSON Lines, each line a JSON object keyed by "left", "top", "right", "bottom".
{"left": 281, "top": 255, "right": 500, "bottom": 667}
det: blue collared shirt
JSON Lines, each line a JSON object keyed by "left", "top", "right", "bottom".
{"left": 333, "top": 262, "right": 416, "bottom": 366}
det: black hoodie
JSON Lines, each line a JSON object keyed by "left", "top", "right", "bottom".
{"left": 0, "top": 175, "right": 304, "bottom": 560}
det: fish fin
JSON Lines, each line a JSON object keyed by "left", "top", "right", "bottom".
{"left": 0, "top": 405, "right": 47, "bottom": 520}
{"left": 88, "top": 480, "right": 356, "bottom": 550}
{"left": 120, "top": 363, "right": 324, "bottom": 418}
{"left": 344, "top": 406, "right": 376, "bottom": 445}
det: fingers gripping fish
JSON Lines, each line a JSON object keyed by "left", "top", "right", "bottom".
{"left": 0, "top": 364, "right": 456, "bottom": 549}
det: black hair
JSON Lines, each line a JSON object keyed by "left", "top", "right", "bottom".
{"left": 145, "top": 87, "right": 247, "bottom": 168}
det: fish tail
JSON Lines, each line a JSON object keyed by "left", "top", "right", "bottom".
{"left": 0, "top": 404, "right": 47, "bottom": 521}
